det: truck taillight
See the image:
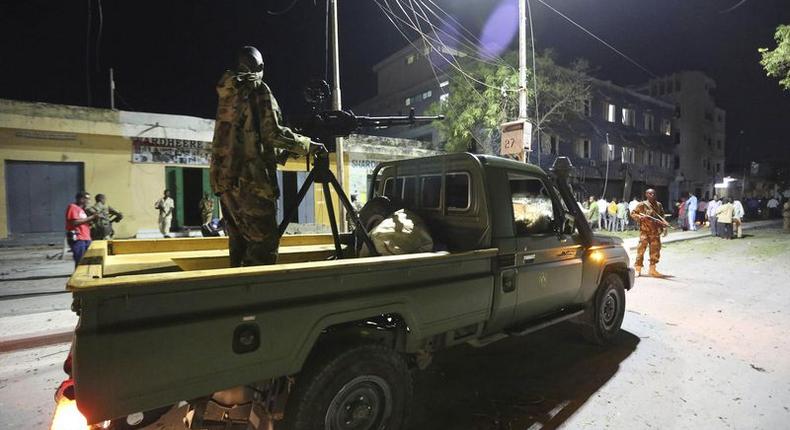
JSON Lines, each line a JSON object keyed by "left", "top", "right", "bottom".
{"left": 50, "top": 397, "right": 88, "bottom": 430}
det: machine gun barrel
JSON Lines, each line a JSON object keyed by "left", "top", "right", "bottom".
{"left": 354, "top": 111, "right": 445, "bottom": 129}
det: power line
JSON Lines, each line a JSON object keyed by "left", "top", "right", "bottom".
{"left": 527, "top": 0, "right": 541, "bottom": 164}
{"left": 533, "top": 0, "right": 657, "bottom": 78}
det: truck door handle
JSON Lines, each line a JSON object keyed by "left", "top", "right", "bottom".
{"left": 557, "top": 250, "right": 572, "bottom": 257}
{"left": 522, "top": 254, "right": 536, "bottom": 264}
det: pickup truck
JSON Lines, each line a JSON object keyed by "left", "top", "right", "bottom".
{"left": 51, "top": 153, "right": 634, "bottom": 430}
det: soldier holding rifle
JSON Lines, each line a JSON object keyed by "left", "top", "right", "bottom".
{"left": 630, "top": 188, "right": 670, "bottom": 278}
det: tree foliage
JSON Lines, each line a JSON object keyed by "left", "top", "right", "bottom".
{"left": 759, "top": 24, "right": 790, "bottom": 91}
{"left": 428, "top": 51, "right": 591, "bottom": 153}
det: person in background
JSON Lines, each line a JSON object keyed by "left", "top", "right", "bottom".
{"left": 66, "top": 192, "right": 100, "bottom": 267}
{"left": 628, "top": 195, "right": 640, "bottom": 230}
{"left": 86, "top": 193, "right": 123, "bottom": 240}
{"left": 697, "top": 198, "right": 708, "bottom": 228}
{"left": 616, "top": 198, "right": 628, "bottom": 232}
{"left": 783, "top": 199, "right": 790, "bottom": 233}
{"left": 746, "top": 196, "right": 759, "bottom": 220}
{"left": 597, "top": 195, "right": 608, "bottom": 231}
{"left": 767, "top": 196, "right": 780, "bottom": 218}
{"left": 607, "top": 198, "right": 618, "bottom": 231}
{"left": 716, "top": 197, "right": 734, "bottom": 240}
{"left": 199, "top": 193, "right": 215, "bottom": 226}
{"left": 686, "top": 192, "right": 698, "bottom": 231}
{"left": 587, "top": 196, "right": 600, "bottom": 230}
{"left": 677, "top": 197, "right": 688, "bottom": 231}
{"left": 155, "top": 190, "right": 175, "bottom": 238}
{"left": 707, "top": 195, "right": 721, "bottom": 237}
{"left": 732, "top": 198, "right": 745, "bottom": 239}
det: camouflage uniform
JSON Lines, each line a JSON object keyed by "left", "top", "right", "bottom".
{"left": 199, "top": 196, "right": 214, "bottom": 225}
{"left": 211, "top": 71, "right": 310, "bottom": 267}
{"left": 630, "top": 200, "right": 666, "bottom": 267}
{"left": 86, "top": 201, "right": 122, "bottom": 240}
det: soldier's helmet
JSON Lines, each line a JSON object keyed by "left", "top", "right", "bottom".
{"left": 238, "top": 46, "right": 264, "bottom": 74}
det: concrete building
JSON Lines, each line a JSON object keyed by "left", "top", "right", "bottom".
{"left": 641, "top": 71, "right": 726, "bottom": 200}
{"left": 0, "top": 99, "right": 430, "bottom": 240}
{"left": 353, "top": 40, "right": 678, "bottom": 205}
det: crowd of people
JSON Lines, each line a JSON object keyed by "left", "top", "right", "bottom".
{"left": 581, "top": 195, "right": 645, "bottom": 232}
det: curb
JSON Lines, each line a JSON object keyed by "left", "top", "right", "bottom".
{"left": 0, "top": 329, "right": 73, "bottom": 353}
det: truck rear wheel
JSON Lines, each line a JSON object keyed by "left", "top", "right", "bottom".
{"left": 280, "top": 344, "right": 412, "bottom": 430}
{"left": 583, "top": 273, "right": 626, "bottom": 345}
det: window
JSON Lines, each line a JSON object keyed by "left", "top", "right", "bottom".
{"left": 439, "top": 93, "right": 449, "bottom": 103}
{"left": 406, "top": 54, "right": 416, "bottom": 65}
{"left": 621, "top": 147, "right": 635, "bottom": 164}
{"left": 577, "top": 139, "right": 592, "bottom": 159}
{"left": 661, "top": 119, "right": 671, "bottom": 136}
{"left": 643, "top": 113, "right": 655, "bottom": 131}
{"left": 421, "top": 176, "right": 442, "bottom": 209}
{"left": 509, "top": 174, "right": 556, "bottom": 236}
{"left": 674, "top": 132, "right": 681, "bottom": 145}
{"left": 674, "top": 155, "right": 680, "bottom": 169}
{"left": 603, "top": 103, "right": 616, "bottom": 122}
{"left": 603, "top": 143, "right": 616, "bottom": 161}
{"left": 582, "top": 99, "right": 591, "bottom": 117}
{"left": 422, "top": 90, "right": 433, "bottom": 100}
{"left": 621, "top": 108, "right": 635, "bottom": 127}
{"left": 404, "top": 97, "right": 411, "bottom": 106}
{"left": 445, "top": 172, "right": 470, "bottom": 211}
{"left": 402, "top": 177, "right": 417, "bottom": 207}
{"left": 439, "top": 80, "right": 449, "bottom": 88}
{"left": 648, "top": 151, "right": 655, "bottom": 166}
{"left": 383, "top": 178, "right": 395, "bottom": 199}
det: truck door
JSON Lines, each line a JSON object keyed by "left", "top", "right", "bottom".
{"left": 508, "top": 172, "right": 583, "bottom": 320}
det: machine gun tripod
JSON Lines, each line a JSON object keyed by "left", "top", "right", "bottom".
{"left": 277, "top": 149, "right": 379, "bottom": 258}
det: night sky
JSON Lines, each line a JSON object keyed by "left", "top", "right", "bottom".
{"left": 1, "top": 0, "right": 788, "bottom": 164}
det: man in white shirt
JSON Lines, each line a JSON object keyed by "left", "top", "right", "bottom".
{"left": 628, "top": 196, "right": 640, "bottom": 230}
{"left": 597, "top": 196, "right": 608, "bottom": 230}
{"left": 686, "top": 192, "right": 698, "bottom": 231}
{"left": 155, "top": 190, "right": 175, "bottom": 238}
{"left": 767, "top": 197, "right": 780, "bottom": 218}
{"left": 706, "top": 196, "right": 721, "bottom": 237}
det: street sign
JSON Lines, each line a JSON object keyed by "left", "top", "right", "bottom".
{"left": 500, "top": 119, "right": 532, "bottom": 158}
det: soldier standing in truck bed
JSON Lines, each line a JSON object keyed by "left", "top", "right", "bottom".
{"left": 211, "top": 46, "right": 322, "bottom": 267}
{"left": 630, "top": 188, "right": 669, "bottom": 278}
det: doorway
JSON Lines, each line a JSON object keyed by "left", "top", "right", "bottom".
{"left": 165, "top": 166, "right": 217, "bottom": 229}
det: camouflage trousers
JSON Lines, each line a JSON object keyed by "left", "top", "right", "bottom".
{"left": 220, "top": 187, "right": 279, "bottom": 267}
{"left": 635, "top": 232, "right": 661, "bottom": 266}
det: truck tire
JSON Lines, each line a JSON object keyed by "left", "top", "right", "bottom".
{"left": 583, "top": 273, "right": 626, "bottom": 345}
{"left": 280, "top": 344, "right": 412, "bottom": 430}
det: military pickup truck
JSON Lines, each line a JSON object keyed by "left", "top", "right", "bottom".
{"left": 51, "top": 153, "right": 634, "bottom": 430}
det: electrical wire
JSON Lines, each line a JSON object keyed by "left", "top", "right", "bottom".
{"left": 533, "top": 0, "right": 657, "bottom": 78}
{"left": 95, "top": 0, "right": 103, "bottom": 72}
{"left": 719, "top": 0, "right": 750, "bottom": 14}
{"left": 406, "top": 0, "right": 447, "bottom": 95}
{"left": 267, "top": 0, "right": 302, "bottom": 15}
{"left": 85, "top": 0, "right": 92, "bottom": 106}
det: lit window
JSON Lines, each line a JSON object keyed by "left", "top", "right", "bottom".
{"left": 406, "top": 54, "right": 415, "bottom": 65}
{"left": 603, "top": 103, "right": 616, "bottom": 122}
{"left": 439, "top": 93, "right": 449, "bottom": 103}
{"left": 661, "top": 119, "right": 671, "bottom": 136}
{"left": 604, "top": 143, "right": 615, "bottom": 161}
{"left": 621, "top": 108, "right": 635, "bottom": 127}
{"left": 439, "top": 80, "right": 449, "bottom": 88}
{"left": 422, "top": 90, "right": 432, "bottom": 100}
{"left": 578, "top": 139, "right": 591, "bottom": 159}
{"left": 621, "top": 147, "right": 635, "bottom": 164}
{"left": 643, "top": 113, "right": 655, "bottom": 131}
{"left": 404, "top": 97, "right": 411, "bottom": 106}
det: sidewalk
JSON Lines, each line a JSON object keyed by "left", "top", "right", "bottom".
{"left": 620, "top": 219, "right": 781, "bottom": 249}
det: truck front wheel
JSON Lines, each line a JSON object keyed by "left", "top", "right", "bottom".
{"left": 280, "top": 344, "right": 412, "bottom": 430}
{"left": 583, "top": 273, "right": 626, "bottom": 345}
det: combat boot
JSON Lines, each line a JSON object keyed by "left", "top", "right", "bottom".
{"left": 634, "top": 265, "right": 642, "bottom": 277}
{"left": 649, "top": 265, "right": 664, "bottom": 278}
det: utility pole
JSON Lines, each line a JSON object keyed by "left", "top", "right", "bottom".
{"left": 329, "top": 0, "right": 346, "bottom": 230}
{"left": 518, "top": 0, "right": 528, "bottom": 162}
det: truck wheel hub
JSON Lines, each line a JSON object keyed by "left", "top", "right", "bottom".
{"left": 601, "top": 290, "right": 618, "bottom": 330}
{"left": 326, "top": 375, "right": 392, "bottom": 430}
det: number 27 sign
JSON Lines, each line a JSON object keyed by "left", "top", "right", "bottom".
{"left": 500, "top": 120, "right": 532, "bottom": 156}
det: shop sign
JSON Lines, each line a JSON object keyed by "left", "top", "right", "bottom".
{"left": 131, "top": 137, "right": 211, "bottom": 165}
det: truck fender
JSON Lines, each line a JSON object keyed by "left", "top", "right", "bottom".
{"left": 288, "top": 303, "right": 420, "bottom": 375}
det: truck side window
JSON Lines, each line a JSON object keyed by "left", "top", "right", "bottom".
{"left": 509, "top": 174, "right": 556, "bottom": 235}
{"left": 446, "top": 172, "right": 470, "bottom": 211}
{"left": 402, "top": 176, "right": 417, "bottom": 207}
{"left": 421, "top": 175, "right": 442, "bottom": 209}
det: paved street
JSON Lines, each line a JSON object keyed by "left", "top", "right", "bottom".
{"left": 1, "top": 227, "right": 788, "bottom": 429}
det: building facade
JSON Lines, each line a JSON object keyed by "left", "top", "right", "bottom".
{"left": 0, "top": 99, "right": 430, "bottom": 240}
{"left": 640, "top": 71, "right": 727, "bottom": 200}
{"left": 353, "top": 40, "right": 680, "bottom": 205}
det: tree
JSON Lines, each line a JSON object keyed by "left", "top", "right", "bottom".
{"left": 427, "top": 51, "right": 591, "bottom": 154}
{"left": 759, "top": 24, "right": 790, "bottom": 91}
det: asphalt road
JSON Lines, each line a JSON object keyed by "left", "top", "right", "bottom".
{"left": 1, "top": 229, "right": 788, "bottom": 429}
